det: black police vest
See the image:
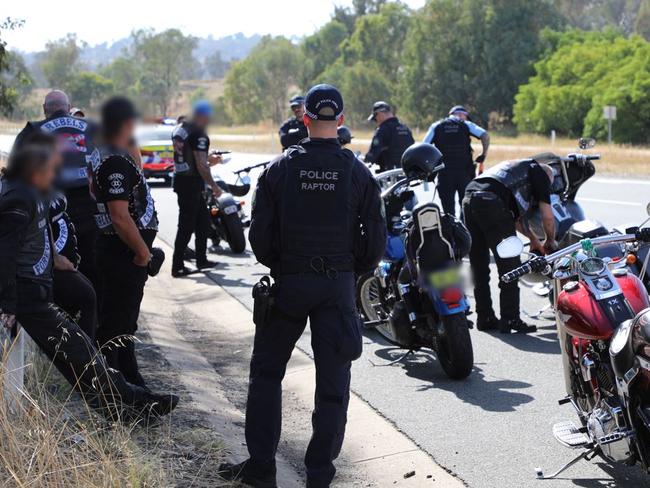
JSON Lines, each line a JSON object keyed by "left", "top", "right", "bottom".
{"left": 432, "top": 118, "right": 473, "bottom": 170}
{"left": 50, "top": 192, "right": 79, "bottom": 267}
{"left": 90, "top": 148, "right": 158, "bottom": 236}
{"left": 280, "top": 147, "right": 355, "bottom": 266}
{"left": 476, "top": 159, "right": 535, "bottom": 216}
{"left": 380, "top": 119, "right": 414, "bottom": 170}
{"left": 280, "top": 117, "right": 308, "bottom": 149}
{"left": 172, "top": 122, "right": 203, "bottom": 178}
{"left": 33, "top": 113, "right": 97, "bottom": 189}
{"left": 0, "top": 179, "right": 52, "bottom": 284}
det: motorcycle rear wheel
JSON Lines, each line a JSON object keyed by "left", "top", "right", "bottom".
{"left": 222, "top": 212, "right": 246, "bottom": 254}
{"left": 437, "top": 313, "right": 474, "bottom": 380}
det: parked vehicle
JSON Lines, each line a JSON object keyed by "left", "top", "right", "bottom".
{"left": 136, "top": 122, "right": 175, "bottom": 186}
{"left": 357, "top": 165, "right": 474, "bottom": 380}
{"left": 497, "top": 225, "right": 650, "bottom": 479}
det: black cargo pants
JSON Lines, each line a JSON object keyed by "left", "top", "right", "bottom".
{"left": 172, "top": 178, "right": 210, "bottom": 269}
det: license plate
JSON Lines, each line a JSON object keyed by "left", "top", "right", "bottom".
{"left": 224, "top": 204, "right": 238, "bottom": 215}
{"left": 427, "top": 268, "right": 460, "bottom": 289}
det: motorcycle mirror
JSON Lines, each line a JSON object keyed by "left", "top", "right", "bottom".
{"left": 578, "top": 137, "right": 596, "bottom": 150}
{"left": 646, "top": 202, "right": 650, "bottom": 217}
{"left": 496, "top": 236, "right": 525, "bottom": 259}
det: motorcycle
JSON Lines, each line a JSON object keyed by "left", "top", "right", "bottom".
{"left": 205, "top": 160, "right": 269, "bottom": 254}
{"left": 356, "top": 166, "right": 474, "bottom": 380}
{"left": 496, "top": 223, "right": 650, "bottom": 479}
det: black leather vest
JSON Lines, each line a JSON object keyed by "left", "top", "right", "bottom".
{"left": 172, "top": 121, "right": 203, "bottom": 178}
{"left": 90, "top": 147, "right": 158, "bottom": 236}
{"left": 476, "top": 159, "right": 535, "bottom": 216}
{"left": 280, "top": 146, "right": 355, "bottom": 265}
{"left": 33, "top": 113, "right": 97, "bottom": 189}
{"left": 0, "top": 179, "right": 52, "bottom": 284}
{"left": 50, "top": 192, "right": 79, "bottom": 267}
{"left": 432, "top": 118, "right": 472, "bottom": 169}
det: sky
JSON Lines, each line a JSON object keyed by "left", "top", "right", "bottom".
{"left": 3, "top": 0, "right": 425, "bottom": 52}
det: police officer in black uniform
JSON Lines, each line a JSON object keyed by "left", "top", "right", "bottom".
{"left": 219, "top": 84, "right": 386, "bottom": 488}
{"left": 13, "top": 90, "right": 100, "bottom": 287}
{"left": 278, "top": 95, "right": 309, "bottom": 150}
{"left": 423, "top": 105, "right": 490, "bottom": 217}
{"left": 364, "top": 101, "right": 414, "bottom": 172}
{"left": 91, "top": 97, "right": 165, "bottom": 388}
{"left": 0, "top": 142, "right": 178, "bottom": 421}
{"left": 171, "top": 100, "right": 221, "bottom": 276}
{"left": 463, "top": 158, "right": 557, "bottom": 333}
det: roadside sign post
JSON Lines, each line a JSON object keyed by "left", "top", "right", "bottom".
{"left": 1, "top": 324, "right": 25, "bottom": 413}
{"left": 603, "top": 106, "right": 617, "bottom": 144}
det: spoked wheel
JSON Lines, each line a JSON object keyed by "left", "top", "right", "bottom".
{"left": 437, "top": 313, "right": 474, "bottom": 380}
{"left": 357, "top": 272, "right": 389, "bottom": 323}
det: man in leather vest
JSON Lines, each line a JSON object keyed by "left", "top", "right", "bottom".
{"left": 463, "top": 158, "right": 557, "bottom": 334}
{"left": 13, "top": 90, "right": 100, "bottom": 287}
{"left": 0, "top": 143, "right": 178, "bottom": 421}
{"left": 365, "top": 101, "right": 414, "bottom": 172}
{"left": 424, "top": 106, "right": 490, "bottom": 217}
{"left": 220, "top": 84, "right": 386, "bottom": 488}
{"left": 278, "top": 95, "right": 309, "bottom": 150}
{"left": 91, "top": 97, "right": 166, "bottom": 389}
{"left": 171, "top": 100, "right": 222, "bottom": 276}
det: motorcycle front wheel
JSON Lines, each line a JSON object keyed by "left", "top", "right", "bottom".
{"left": 222, "top": 212, "right": 246, "bottom": 254}
{"left": 436, "top": 313, "right": 474, "bottom": 380}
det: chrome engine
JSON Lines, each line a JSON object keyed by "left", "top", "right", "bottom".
{"left": 586, "top": 398, "right": 635, "bottom": 463}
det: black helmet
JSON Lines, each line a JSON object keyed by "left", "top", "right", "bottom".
{"left": 337, "top": 125, "right": 353, "bottom": 145}
{"left": 401, "top": 143, "right": 443, "bottom": 178}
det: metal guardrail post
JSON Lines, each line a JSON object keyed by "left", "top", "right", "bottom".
{"left": 1, "top": 324, "right": 25, "bottom": 413}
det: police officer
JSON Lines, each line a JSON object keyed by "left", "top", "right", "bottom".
{"left": 0, "top": 142, "right": 178, "bottom": 421}
{"left": 365, "top": 101, "right": 414, "bottom": 172}
{"left": 171, "top": 100, "right": 221, "bottom": 276}
{"left": 278, "top": 95, "right": 309, "bottom": 150}
{"left": 463, "top": 158, "right": 557, "bottom": 333}
{"left": 91, "top": 96, "right": 164, "bottom": 388}
{"left": 219, "top": 84, "right": 386, "bottom": 488}
{"left": 13, "top": 90, "right": 100, "bottom": 287}
{"left": 423, "top": 105, "right": 490, "bottom": 217}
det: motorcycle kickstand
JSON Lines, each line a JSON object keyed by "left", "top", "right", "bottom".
{"left": 369, "top": 349, "right": 415, "bottom": 367}
{"left": 535, "top": 446, "right": 599, "bottom": 480}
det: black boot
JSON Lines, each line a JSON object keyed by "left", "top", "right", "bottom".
{"left": 499, "top": 317, "right": 537, "bottom": 334}
{"left": 218, "top": 460, "right": 277, "bottom": 488}
{"left": 196, "top": 258, "right": 219, "bottom": 269}
{"left": 172, "top": 265, "right": 192, "bottom": 278}
{"left": 476, "top": 313, "right": 500, "bottom": 332}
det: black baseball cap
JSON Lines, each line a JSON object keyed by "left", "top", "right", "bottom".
{"left": 449, "top": 105, "right": 471, "bottom": 119}
{"left": 289, "top": 95, "right": 305, "bottom": 107}
{"left": 304, "top": 84, "right": 344, "bottom": 121}
{"left": 368, "top": 101, "right": 392, "bottom": 121}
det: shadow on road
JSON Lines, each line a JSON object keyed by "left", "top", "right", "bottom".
{"left": 370, "top": 342, "right": 535, "bottom": 412}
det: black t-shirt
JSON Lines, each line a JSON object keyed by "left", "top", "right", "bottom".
{"left": 172, "top": 121, "right": 209, "bottom": 188}
{"left": 466, "top": 163, "right": 551, "bottom": 217}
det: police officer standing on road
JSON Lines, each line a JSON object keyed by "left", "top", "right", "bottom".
{"left": 463, "top": 158, "right": 557, "bottom": 334}
{"left": 278, "top": 95, "right": 309, "bottom": 150}
{"left": 423, "top": 106, "right": 490, "bottom": 217}
{"left": 0, "top": 142, "right": 178, "bottom": 421}
{"left": 171, "top": 101, "right": 222, "bottom": 276}
{"left": 364, "top": 101, "right": 414, "bottom": 173}
{"left": 13, "top": 90, "right": 100, "bottom": 286}
{"left": 219, "top": 84, "right": 386, "bottom": 488}
{"left": 91, "top": 96, "right": 166, "bottom": 388}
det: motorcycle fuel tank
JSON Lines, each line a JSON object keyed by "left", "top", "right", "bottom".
{"left": 557, "top": 273, "right": 650, "bottom": 341}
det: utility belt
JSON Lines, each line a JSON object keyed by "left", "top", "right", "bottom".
{"left": 276, "top": 255, "right": 354, "bottom": 279}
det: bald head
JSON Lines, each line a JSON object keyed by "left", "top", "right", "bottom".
{"left": 43, "top": 90, "right": 70, "bottom": 118}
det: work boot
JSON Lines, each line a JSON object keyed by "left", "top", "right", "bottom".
{"left": 171, "top": 266, "right": 192, "bottom": 278}
{"left": 499, "top": 317, "right": 537, "bottom": 334}
{"left": 120, "top": 391, "right": 180, "bottom": 425}
{"left": 218, "top": 460, "right": 277, "bottom": 488}
{"left": 476, "top": 313, "right": 500, "bottom": 332}
{"left": 196, "top": 258, "right": 218, "bottom": 269}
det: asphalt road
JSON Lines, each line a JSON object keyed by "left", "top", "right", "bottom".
{"left": 146, "top": 152, "right": 650, "bottom": 488}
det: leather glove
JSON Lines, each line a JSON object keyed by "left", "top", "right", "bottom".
{"left": 148, "top": 247, "right": 166, "bottom": 277}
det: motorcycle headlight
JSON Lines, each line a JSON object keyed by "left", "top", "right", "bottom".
{"left": 611, "top": 319, "right": 634, "bottom": 356}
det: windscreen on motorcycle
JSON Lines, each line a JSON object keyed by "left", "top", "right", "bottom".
{"left": 405, "top": 203, "right": 470, "bottom": 272}
{"left": 531, "top": 152, "right": 596, "bottom": 199}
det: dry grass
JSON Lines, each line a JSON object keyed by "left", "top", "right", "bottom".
{"left": 0, "top": 330, "right": 231, "bottom": 488}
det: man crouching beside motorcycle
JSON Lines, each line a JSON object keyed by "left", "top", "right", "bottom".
{"left": 462, "top": 158, "right": 558, "bottom": 334}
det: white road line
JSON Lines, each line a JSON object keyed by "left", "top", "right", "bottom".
{"left": 578, "top": 197, "right": 643, "bottom": 207}
{"left": 592, "top": 177, "right": 650, "bottom": 186}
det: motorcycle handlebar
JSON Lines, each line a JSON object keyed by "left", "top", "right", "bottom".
{"left": 500, "top": 232, "right": 649, "bottom": 283}
{"left": 234, "top": 160, "right": 271, "bottom": 175}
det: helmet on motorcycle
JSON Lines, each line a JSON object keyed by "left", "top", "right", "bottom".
{"left": 401, "top": 143, "right": 443, "bottom": 179}
{"left": 337, "top": 125, "right": 353, "bottom": 145}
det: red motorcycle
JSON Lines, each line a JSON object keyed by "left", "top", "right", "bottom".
{"left": 497, "top": 228, "right": 650, "bottom": 479}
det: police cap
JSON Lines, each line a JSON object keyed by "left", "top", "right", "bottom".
{"left": 304, "top": 84, "right": 344, "bottom": 121}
